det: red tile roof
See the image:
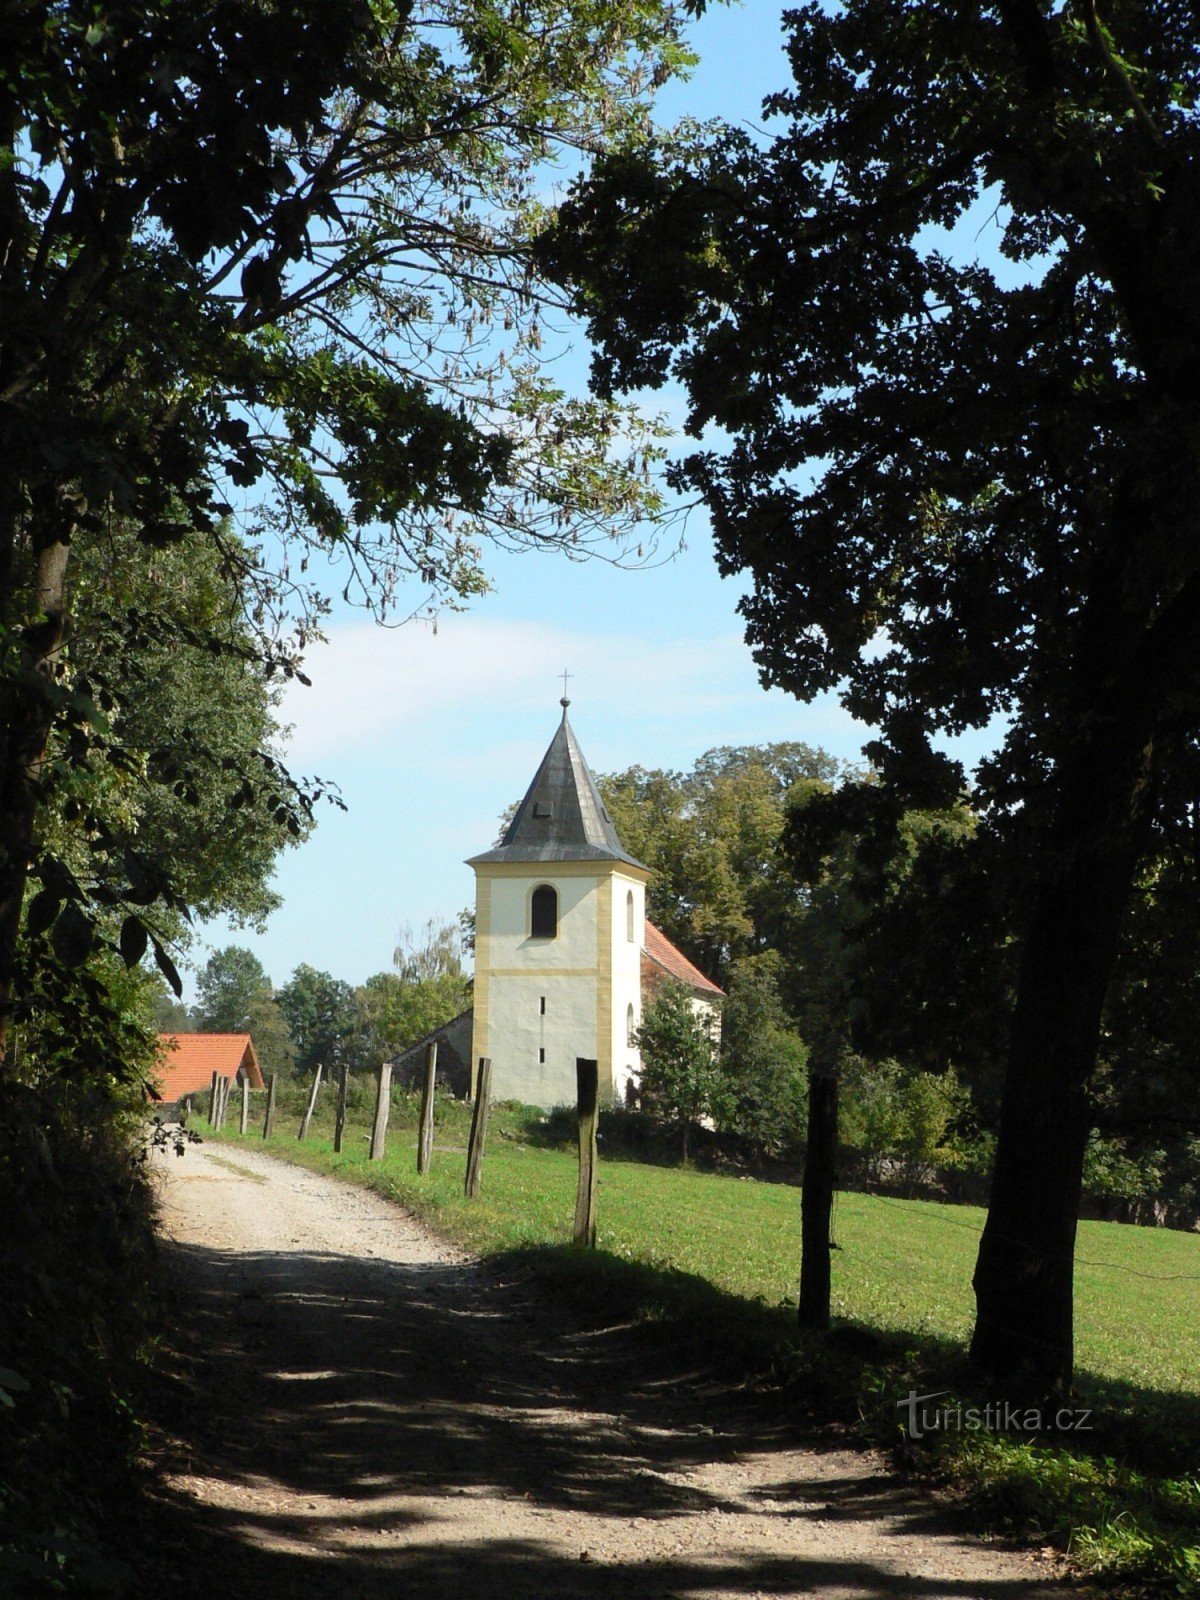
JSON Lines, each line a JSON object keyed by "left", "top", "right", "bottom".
{"left": 153, "top": 1033, "right": 264, "bottom": 1101}
{"left": 642, "top": 921, "right": 725, "bottom": 997}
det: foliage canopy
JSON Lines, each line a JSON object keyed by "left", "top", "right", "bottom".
{"left": 544, "top": 0, "right": 1200, "bottom": 1390}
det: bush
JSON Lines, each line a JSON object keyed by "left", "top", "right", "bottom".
{"left": 0, "top": 1080, "right": 161, "bottom": 1593}
{"left": 635, "top": 979, "right": 729, "bottom": 1160}
{"left": 839, "top": 1057, "right": 969, "bottom": 1189}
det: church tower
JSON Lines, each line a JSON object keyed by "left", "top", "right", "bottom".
{"left": 467, "top": 698, "right": 649, "bottom": 1108}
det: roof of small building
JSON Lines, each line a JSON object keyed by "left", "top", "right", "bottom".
{"left": 386, "top": 1009, "right": 474, "bottom": 1070}
{"left": 154, "top": 1033, "right": 264, "bottom": 1101}
{"left": 642, "top": 921, "right": 725, "bottom": 998}
{"left": 467, "top": 702, "right": 646, "bottom": 869}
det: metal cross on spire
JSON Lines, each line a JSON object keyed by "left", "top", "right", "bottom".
{"left": 559, "top": 668, "right": 573, "bottom": 708}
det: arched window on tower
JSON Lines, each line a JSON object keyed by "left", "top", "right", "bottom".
{"left": 626, "top": 1002, "right": 636, "bottom": 1046}
{"left": 530, "top": 884, "right": 558, "bottom": 939}
{"left": 626, "top": 888, "right": 635, "bottom": 942}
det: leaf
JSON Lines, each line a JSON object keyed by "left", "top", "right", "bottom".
{"left": 51, "top": 903, "right": 93, "bottom": 968}
{"left": 151, "top": 936, "right": 182, "bottom": 997}
{"left": 119, "top": 915, "right": 149, "bottom": 968}
{"left": 26, "top": 890, "right": 61, "bottom": 938}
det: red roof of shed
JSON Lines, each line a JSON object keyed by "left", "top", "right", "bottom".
{"left": 642, "top": 921, "right": 725, "bottom": 998}
{"left": 154, "top": 1033, "right": 264, "bottom": 1101}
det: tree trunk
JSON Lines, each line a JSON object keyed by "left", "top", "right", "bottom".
{"left": 971, "top": 731, "right": 1153, "bottom": 1395}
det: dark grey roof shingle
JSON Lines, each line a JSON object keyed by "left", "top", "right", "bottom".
{"left": 467, "top": 705, "right": 646, "bottom": 868}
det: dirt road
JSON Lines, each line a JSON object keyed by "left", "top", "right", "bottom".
{"left": 144, "top": 1142, "right": 1077, "bottom": 1599}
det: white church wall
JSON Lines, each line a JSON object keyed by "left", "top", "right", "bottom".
{"left": 609, "top": 873, "right": 645, "bottom": 1106}
{"left": 473, "top": 863, "right": 607, "bottom": 1107}
{"left": 486, "top": 971, "right": 597, "bottom": 1107}
{"left": 486, "top": 870, "right": 598, "bottom": 969}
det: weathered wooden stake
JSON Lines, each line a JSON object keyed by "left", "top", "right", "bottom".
{"left": 417, "top": 1041, "right": 438, "bottom": 1175}
{"left": 262, "top": 1072, "right": 278, "bottom": 1139}
{"left": 208, "top": 1070, "right": 220, "bottom": 1125}
{"left": 215, "top": 1074, "right": 230, "bottom": 1129}
{"left": 798, "top": 1067, "right": 839, "bottom": 1330}
{"left": 369, "top": 1063, "right": 392, "bottom": 1161}
{"left": 573, "top": 1057, "right": 599, "bottom": 1247}
{"left": 239, "top": 1075, "right": 249, "bottom": 1135}
{"left": 298, "top": 1063, "right": 323, "bottom": 1141}
{"left": 464, "top": 1057, "right": 492, "bottom": 1198}
{"left": 333, "top": 1060, "right": 349, "bottom": 1154}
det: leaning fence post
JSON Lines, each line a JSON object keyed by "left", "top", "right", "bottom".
{"left": 333, "top": 1060, "right": 348, "bottom": 1154}
{"left": 464, "top": 1057, "right": 492, "bottom": 1198}
{"left": 417, "top": 1041, "right": 438, "bottom": 1175}
{"left": 573, "top": 1058, "right": 599, "bottom": 1247}
{"left": 239, "top": 1075, "right": 249, "bottom": 1135}
{"left": 262, "top": 1072, "right": 278, "bottom": 1139}
{"left": 215, "top": 1074, "right": 229, "bottom": 1129}
{"left": 369, "top": 1063, "right": 392, "bottom": 1161}
{"left": 298, "top": 1064, "right": 323, "bottom": 1141}
{"left": 208, "top": 1070, "right": 220, "bottom": 1126}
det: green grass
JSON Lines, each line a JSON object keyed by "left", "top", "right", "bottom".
{"left": 195, "top": 1088, "right": 1200, "bottom": 1593}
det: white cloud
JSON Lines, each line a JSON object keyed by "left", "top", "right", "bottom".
{"left": 278, "top": 615, "right": 815, "bottom": 764}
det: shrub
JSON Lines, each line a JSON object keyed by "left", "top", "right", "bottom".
{"left": 0, "top": 1080, "right": 160, "bottom": 1592}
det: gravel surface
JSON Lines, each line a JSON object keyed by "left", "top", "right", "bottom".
{"left": 143, "top": 1141, "right": 1081, "bottom": 1600}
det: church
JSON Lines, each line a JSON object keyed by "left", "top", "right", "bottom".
{"left": 394, "top": 696, "right": 722, "bottom": 1108}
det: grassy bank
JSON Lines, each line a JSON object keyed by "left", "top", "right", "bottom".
{"left": 201, "top": 1086, "right": 1200, "bottom": 1593}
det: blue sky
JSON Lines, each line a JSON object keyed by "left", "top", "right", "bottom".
{"left": 191, "top": 1, "right": 991, "bottom": 997}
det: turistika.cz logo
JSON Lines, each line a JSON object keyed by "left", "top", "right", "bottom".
{"left": 897, "top": 1389, "right": 1093, "bottom": 1440}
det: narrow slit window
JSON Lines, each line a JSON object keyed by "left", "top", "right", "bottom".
{"left": 627, "top": 1002, "right": 636, "bottom": 1046}
{"left": 539, "top": 996, "right": 546, "bottom": 1015}
{"left": 626, "top": 888, "right": 635, "bottom": 942}
{"left": 530, "top": 884, "right": 557, "bottom": 939}
{"left": 538, "top": 1047, "right": 546, "bottom": 1064}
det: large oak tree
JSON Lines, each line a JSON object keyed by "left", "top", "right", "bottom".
{"left": 542, "top": 0, "right": 1200, "bottom": 1391}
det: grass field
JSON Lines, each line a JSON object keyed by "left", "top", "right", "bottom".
{"left": 195, "top": 1087, "right": 1200, "bottom": 1592}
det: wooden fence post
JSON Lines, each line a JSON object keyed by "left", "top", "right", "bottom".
{"left": 239, "top": 1075, "right": 249, "bottom": 1135}
{"left": 215, "top": 1074, "right": 230, "bottom": 1129}
{"left": 333, "top": 1060, "right": 348, "bottom": 1154}
{"left": 464, "top": 1057, "right": 492, "bottom": 1198}
{"left": 573, "top": 1058, "right": 599, "bottom": 1248}
{"left": 262, "top": 1072, "right": 278, "bottom": 1139}
{"left": 208, "top": 1070, "right": 220, "bottom": 1126}
{"left": 417, "top": 1041, "right": 437, "bottom": 1174}
{"left": 298, "top": 1064, "right": 323, "bottom": 1141}
{"left": 798, "top": 1066, "right": 839, "bottom": 1330}
{"left": 369, "top": 1063, "right": 392, "bottom": 1161}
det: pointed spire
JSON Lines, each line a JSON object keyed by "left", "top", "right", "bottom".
{"left": 467, "top": 700, "right": 645, "bottom": 868}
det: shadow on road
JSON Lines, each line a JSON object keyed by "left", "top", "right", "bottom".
{"left": 139, "top": 1236, "right": 1067, "bottom": 1600}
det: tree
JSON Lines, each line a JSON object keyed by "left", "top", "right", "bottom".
{"left": 194, "top": 946, "right": 272, "bottom": 1034}
{"left": 393, "top": 918, "right": 465, "bottom": 984}
{"left": 599, "top": 743, "right": 853, "bottom": 986}
{"left": 350, "top": 969, "right": 470, "bottom": 1066}
{"left": 245, "top": 989, "right": 297, "bottom": 1082}
{"left": 0, "top": 0, "right": 687, "bottom": 1072}
{"left": 277, "top": 964, "right": 355, "bottom": 1077}
{"left": 543, "top": 0, "right": 1200, "bottom": 1393}
{"left": 718, "top": 953, "right": 808, "bottom": 1158}
{"left": 635, "top": 977, "right": 727, "bottom": 1160}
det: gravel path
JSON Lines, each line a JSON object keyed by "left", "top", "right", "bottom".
{"left": 144, "top": 1141, "right": 1080, "bottom": 1600}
